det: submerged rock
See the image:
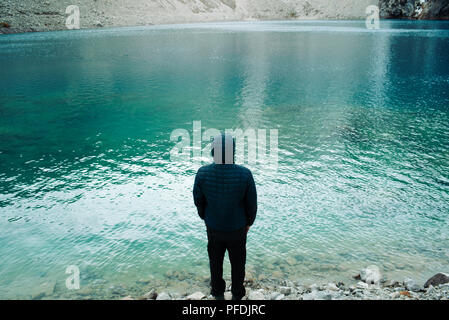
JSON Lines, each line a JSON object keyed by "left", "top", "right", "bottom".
{"left": 424, "top": 273, "right": 449, "bottom": 288}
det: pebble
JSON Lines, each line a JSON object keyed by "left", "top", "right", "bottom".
{"left": 356, "top": 281, "right": 369, "bottom": 290}
{"left": 404, "top": 278, "right": 421, "bottom": 292}
{"left": 326, "top": 283, "right": 339, "bottom": 291}
{"left": 186, "top": 291, "right": 206, "bottom": 300}
{"left": 248, "top": 290, "right": 265, "bottom": 300}
{"left": 156, "top": 292, "right": 171, "bottom": 300}
{"left": 143, "top": 289, "right": 158, "bottom": 300}
{"left": 279, "top": 286, "right": 291, "bottom": 295}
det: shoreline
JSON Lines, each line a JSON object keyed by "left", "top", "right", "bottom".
{"left": 18, "top": 269, "right": 448, "bottom": 300}
{"left": 2, "top": 17, "right": 449, "bottom": 37}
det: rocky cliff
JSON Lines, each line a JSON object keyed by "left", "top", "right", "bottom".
{"left": 379, "top": 0, "right": 449, "bottom": 19}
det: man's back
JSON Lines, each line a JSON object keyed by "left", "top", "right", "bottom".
{"left": 193, "top": 163, "right": 257, "bottom": 232}
{"left": 193, "top": 133, "right": 257, "bottom": 300}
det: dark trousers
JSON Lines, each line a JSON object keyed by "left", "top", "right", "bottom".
{"left": 206, "top": 226, "right": 247, "bottom": 299}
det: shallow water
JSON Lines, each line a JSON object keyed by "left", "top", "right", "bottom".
{"left": 1, "top": 20, "right": 449, "bottom": 299}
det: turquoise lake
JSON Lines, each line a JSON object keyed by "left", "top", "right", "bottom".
{"left": 0, "top": 20, "right": 448, "bottom": 299}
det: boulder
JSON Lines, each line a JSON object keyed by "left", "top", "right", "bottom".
{"left": 424, "top": 273, "right": 449, "bottom": 288}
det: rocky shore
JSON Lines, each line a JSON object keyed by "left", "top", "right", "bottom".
{"left": 16, "top": 265, "right": 448, "bottom": 300}
{"left": 124, "top": 269, "right": 449, "bottom": 300}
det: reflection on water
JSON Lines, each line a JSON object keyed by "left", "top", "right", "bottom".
{"left": 0, "top": 20, "right": 449, "bottom": 299}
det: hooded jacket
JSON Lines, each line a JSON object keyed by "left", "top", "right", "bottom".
{"left": 193, "top": 134, "right": 257, "bottom": 231}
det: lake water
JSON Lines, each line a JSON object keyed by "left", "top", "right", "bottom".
{"left": 1, "top": 20, "right": 449, "bottom": 299}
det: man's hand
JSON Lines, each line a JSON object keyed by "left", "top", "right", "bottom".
{"left": 246, "top": 226, "right": 250, "bottom": 233}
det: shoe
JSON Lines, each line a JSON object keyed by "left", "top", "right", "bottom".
{"left": 231, "top": 295, "right": 243, "bottom": 300}
{"left": 214, "top": 294, "right": 225, "bottom": 300}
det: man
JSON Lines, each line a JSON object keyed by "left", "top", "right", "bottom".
{"left": 193, "top": 133, "right": 257, "bottom": 300}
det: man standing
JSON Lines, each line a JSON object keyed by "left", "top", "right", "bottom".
{"left": 193, "top": 133, "right": 257, "bottom": 300}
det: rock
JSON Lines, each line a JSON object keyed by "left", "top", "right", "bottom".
{"left": 248, "top": 290, "right": 265, "bottom": 300}
{"left": 386, "top": 280, "right": 401, "bottom": 288}
{"left": 170, "top": 292, "right": 182, "bottom": 300}
{"left": 269, "top": 292, "right": 281, "bottom": 300}
{"left": 296, "top": 285, "right": 306, "bottom": 294}
{"left": 279, "top": 286, "right": 291, "bottom": 295}
{"left": 326, "top": 283, "right": 339, "bottom": 291}
{"left": 426, "top": 285, "right": 436, "bottom": 295}
{"left": 390, "top": 291, "right": 401, "bottom": 299}
{"left": 356, "top": 281, "right": 369, "bottom": 290}
{"left": 120, "top": 296, "right": 134, "bottom": 300}
{"left": 156, "top": 292, "right": 171, "bottom": 300}
{"left": 143, "top": 289, "right": 158, "bottom": 300}
{"left": 186, "top": 292, "right": 206, "bottom": 300}
{"left": 404, "top": 278, "right": 421, "bottom": 292}
{"left": 360, "top": 265, "right": 381, "bottom": 285}
{"left": 309, "top": 284, "right": 319, "bottom": 292}
{"left": 95, "top": 21, "right": 103, "bottom": 27}
{"left": 286, "top": 257, "right": 296, "bottom": 266}
{"left": 424, "top": 273, "right": 449, "bottom": 288}
{"left": 274, "top": 294, "right": 285, "bottom": 300}
{"left": 258, "top": 274, "right": 267, "bottom": 281}
{"left": 224, "top": 292, "right": 232, "bottom": 300}
{"left": 439, "top": 283, "right": 449, "bottom": 290}
{"left": 400, "top": 291, "right": 412, "bottom": 298}
{"left": 303, "top": 290, "right": 332, "bottom": 300}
